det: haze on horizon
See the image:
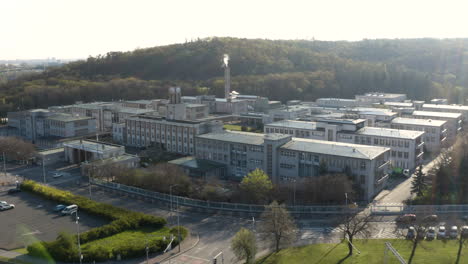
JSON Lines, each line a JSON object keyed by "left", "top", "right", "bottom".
{"left": 2, "top": 0, "right": 468, "bottom": 60}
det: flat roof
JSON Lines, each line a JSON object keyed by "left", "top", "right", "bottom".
{"left": 391, "top": 117, "right": 446, "bottom": 127}
{"left": 383, "top": 102, "right": 414, "bottom": 107}
{"left": 63, "top": 140, "right": 122, "bottom": 154}
{"left": 37, "top": 147, "right": 64, "bottom": 155}
{"left": 115, "top": 107, "right": 155, "bottom": 114}
{"left": 186, "top": 103, "right": 207, "bottom": 108}
{"left": 423, "top": 104, "right": 468, "bottom": 111}
{"left": 197, "top": 131, "right": 290, "bottom": 145}
{"left": 317, "top": 98, "right": 356, "bottom": 102}
{"left": 124, "top": 100, "right": 153, "bottom": 104}
{"left": 47, "top": 113, "right": 94, "bottom": 122}
{"left": 266, "top": 120, "right": 317, "bottom": 130}
{"left": 281, "top": 138, "right": 389, "bottom": 160}
{"left": 87, "top": 154, "right": 139, "bottom": 165}
{"left": 356, "top": 127, "right": 424, "bottom": 139}
{"left": 352, "top": 108, "right": 398, "bottom": 116}
{"left": 357, "top": 92, "right": 406, "bottom": 98}
{"left": 168, "top": 156, "right": 226, "bottom": 170}
{"left": 412, "top": 111, "right": 462, "bottom": 119}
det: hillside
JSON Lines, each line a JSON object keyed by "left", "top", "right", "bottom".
{"left": 2, "top": 37, "right": 468, "bottom": 116}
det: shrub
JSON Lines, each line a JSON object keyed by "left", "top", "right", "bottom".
{"left": 22, "top": 180, "right": 173, "bottom": 262}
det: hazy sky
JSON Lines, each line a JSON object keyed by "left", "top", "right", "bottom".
{"left": 2, "top": 0, "right": 468, "bottom": 60}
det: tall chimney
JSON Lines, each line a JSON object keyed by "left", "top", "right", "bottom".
{"left": 223, "top": 54, "right": 230, "bottom": 101}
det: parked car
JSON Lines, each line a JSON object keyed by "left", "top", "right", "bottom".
{"left": 403, "top": 169, "right": 411, "bottom": 177}
{"left": 52, "top": 172, "right": 64, "bottom": 178}
{"left": 426, "top": 227, "right": 436, "bottom": 239}
{"left": 397, "top": 214, "right": 417, "bottom": 224}
{"left": 54, "top": 204, "right": 67, "bottom": 212}
{"left": 0, "top": 201, "right": 7, "bottom": 205}
{"left": 438, "top": 226, "right": 446, "bottom": 239}
{"left": 461, "top": 226, "right": 468, "bottom": 238}
{"left": 450, "top": 226, "right": 458, "bottom": 239}
{"left": 0, "top": 203, "right": 15, "bottom": 211}
{"left": 423, "top": 215, "right": 438, "bottom": 223}
{"left": 61, "top": 204, "right": 78, "bottom": 215}
{"left": 407, "top": 226, "right": 415, "bottom": 239}
{"left": 7, "top": 188, "right": 21, "bottom": 194}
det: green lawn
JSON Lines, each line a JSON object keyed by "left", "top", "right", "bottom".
{"left": 257, "top": 239, "right": 468, "bottom": 264}
{"left": 82, "top": 227, "right": 172, "bottom": 253}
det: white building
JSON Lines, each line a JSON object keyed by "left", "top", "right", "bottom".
{"left": 195, "top": 130, "right": 390, "bottom": 201}
{"left": 422, "top": 104, "right": 468, "bottom": 121}
{"left": 355, "top": 92, "right": 407, "bottom": 104}
{"left": 390, "top": 117, "right": 447, "bottom": 153}
{"left": 409, "top": 111, "right": 462, "bottom": 144}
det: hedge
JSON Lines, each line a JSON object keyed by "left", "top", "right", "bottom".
{"left": 22, "top": 180, "right": 178, "bottom": 262}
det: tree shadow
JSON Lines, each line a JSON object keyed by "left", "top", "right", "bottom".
{"left": 336, "top": 254, "right": 351, "bottom": 264}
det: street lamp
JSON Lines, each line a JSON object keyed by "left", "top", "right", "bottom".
{"left": 169, "top": 184, "right": 181, "bottom": 252}
{"left": 41, "top": 157, "right": 47, "bottom": 184}
{"left": 72, "top": 210, "right": 83, "bottom": 264}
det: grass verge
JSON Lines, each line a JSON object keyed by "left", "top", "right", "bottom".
{"left": 257, "top": 239, "right": 468, "bottom": 264}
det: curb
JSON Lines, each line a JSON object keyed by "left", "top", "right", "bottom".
{"left": 158, "top": 233, "right": 200, "bottom": 263}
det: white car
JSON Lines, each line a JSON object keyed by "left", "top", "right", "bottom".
{"left": 450, "top": 226, "right": 458, "bottom": 239}
{"left": 52, "top": 172, "right": 63, "bottom": 178}
{"left": 0, "top": 203, "right": 15, "bottom": 211}
{"left": 426, "top": 227, "right": 436, "bottom": 239}
{"left": 438, "top": 226, "right": 446, "bottom": 239}
{"left": 0, "top": 201, "right": 7, "bottom": 205}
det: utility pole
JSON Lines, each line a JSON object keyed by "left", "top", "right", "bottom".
{"left": 73, "top": 210, "right": 83, "bottom": 264}
{"left": 169, "top": 184, "right": 181, "bottom": 252}
{"left": 42, "top": 157, "right": 46, "bottom": 184}
{"left": 2, "top": 152, "right": 6, "bottom": 178}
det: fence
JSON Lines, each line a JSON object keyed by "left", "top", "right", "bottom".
{"left": 370, "top": 203, "right": 468, "bottom": 215}
{"left": 91, "top": 178, "right": 358, "bottom": 215}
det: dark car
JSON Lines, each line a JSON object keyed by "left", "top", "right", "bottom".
{"left": 397, "top": 214, "right": 417, "bottom": 224}
{"left": 7, "top": 188, "right": 21, "bottom": 194}
{"left": 54, "top": 204, "right": 67, "bottom": 212}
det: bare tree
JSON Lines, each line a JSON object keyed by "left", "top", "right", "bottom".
{"left": 337, "top": 212, "right": 373, "bottom": 257}
{"left": 0, "top": 136, "right": 36, "bottom": 162}
{"left": 394, "top": 214, "right": 438, "bottom": 264}
{"left": 258, "top": 201, "right": 296, "bottom": 252}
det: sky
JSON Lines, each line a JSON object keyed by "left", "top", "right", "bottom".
{"left": 1, "top": 0, "right": 468, "bottom": 60}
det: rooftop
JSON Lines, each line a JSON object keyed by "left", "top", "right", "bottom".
{"left": 168, "top": 156, "right": 226, "bottom": 170}
{"left": 423, "top": 104, "right": 468, "bottom": 111}
{"left": 391, "top": 117, "right": 446, "bottom": 127}
{"left": 352, "top": 108, "right": 398, "bottom": 116}
{"left": 197, "top": 131, "right": 290, "bottom": 145}
{"left": 124, "top": 100, "right": 153, "bottom": 104}
{"left": 281, "top": 138, "right": 389, "bottom": 160}
{"left": 412, "top": 111, "right": 462, "bottom": 119}
{"left": 37, "top": 147, "right": 64, "bottom": 155}
{"left": 186, "top": 103, "right": 207, "bottom": 108}
{"left": 383, "top": 102, "right": 414, "bottom": 107}
{"left": 114, "top": 107, "right": 156, "bottom": 114}
{"left": 47, "top": 113, "right": 94, "bottom": 122}
{"left": 356, "top": 127, "right": 424, "bottom": 139}
{"left": 357, "top": 92, "right": 406, "bottom": 99}
{"left": 63, "top": 140, "right": 123, "bottom": 154}
{"left": 266, "top": 120, "right": 317, "bottom": 130}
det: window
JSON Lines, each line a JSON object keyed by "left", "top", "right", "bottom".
{"left": 360, "top": 175, "right": 366, "bottom": 184}
{"left": 404, "top": 141, "right": 409, "bottom": 148}
{"left": 374, "top": 138, "right": 379, "bottom": 145}
{"left": 404, "top": 152, "right": 409, "bottom": 159}
{"left": 391, "top": 151, "right": 396, "bottom": 157}
{"left": 360, "top": 161, "right": 366, "bottom": 170}
{"left": 398, "top": 152, "right": 403, "bottom": 158}
{"left": 280, "top": 163, "right": 295, "bottom": 169}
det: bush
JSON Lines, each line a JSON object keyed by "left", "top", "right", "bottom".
{"left": 22, "top": 180, "right": 173, "bottom": 262}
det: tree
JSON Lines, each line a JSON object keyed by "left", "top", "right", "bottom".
{"left": 337, "top": 212, "right": 373, "bottom": 257}
{"left": 240, "top": 169, "right": 273, "bottom": 204}
{"left": 410, "top": 165, "right": 426, "bottom": 197}
{"left": 231, "top": 228, "right": 257, "bottom": 264}
{"left": 259, "top": 201, "right": 296, "bottom": 252}
{"left": 318, "top": 161, "right": 328, "bottom": 175}
{"left": 0, "top": 136, "right": 36, "bottom": 163}
{"left": 455, "top": 226, "right": 468, "bottom": 264}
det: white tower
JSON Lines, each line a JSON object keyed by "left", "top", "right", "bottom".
{"left": 167, "top": 87, "right": 186, "bottom": 120}
{"left": 223, "top": 54, "right": 230, "bottom": 101}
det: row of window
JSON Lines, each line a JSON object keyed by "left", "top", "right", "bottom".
{"left": 355, "top": 136, "right": 411, "bottom": 148}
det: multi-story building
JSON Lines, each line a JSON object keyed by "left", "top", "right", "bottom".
{"left": 355, "top": 92, "right": 407, "bottom": 105}
{"left": 390, "top": 117, "right": 447, "bottom": 153}
{"left": 264, "top": 119, "right": 424, "bottom": 171}
{"left": 315, "top": 98, "right": 358, "bottom": 108}
{"left": 352, "top": 127, "right": 424, "bottom": 171}
{"left": 195, "top": 130, "right": 390, "bottom": 201}
{"left": 409, "top": 111, "right": 462, "bottom": 143}
{"left": 346, "top": 108, "right": 398, "bottom": 126}
{"left": 422, "top": 104, "right": 468, "bottom": 121}
{"left": 7, "top": 110, "right": 96, "bottom": 143}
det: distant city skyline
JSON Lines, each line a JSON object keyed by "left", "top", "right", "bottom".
{"left": 2, "top": 0, "right": 468, "bottom": 60}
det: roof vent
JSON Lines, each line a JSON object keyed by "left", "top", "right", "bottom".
{"left": 428, "top": 119, "right": 432, "bottom": 122}
{"left": 352, "top": 148, "right": 356, "bottom": 152}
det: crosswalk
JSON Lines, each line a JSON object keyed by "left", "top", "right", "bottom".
{"left": 299, "top": 226, "right": 401, "bottom": 240}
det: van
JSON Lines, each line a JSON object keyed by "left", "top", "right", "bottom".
{"left": 61, "top": 204, "right": 78, "bottom": 215}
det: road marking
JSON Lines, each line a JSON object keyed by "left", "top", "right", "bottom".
{"left": 22, "top": 230, "right": 41, "bottom": 236}
{"left": 181, "top": 254, "right": 210, "bottom": 262}
{"left": 377, "top": 228, "right": 384, "bottom": 238}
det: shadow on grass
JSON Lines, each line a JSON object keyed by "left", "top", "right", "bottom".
{"left": 256, "top": 252, "right": 274, "bottom": 264}
{"left": 314, "top": 242, "right": 343, "bottom": 264}
{"left": 336, "top": 254, "right": 351, "bottom": 264}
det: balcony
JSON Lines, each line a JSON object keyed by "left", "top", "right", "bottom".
{"left": 375, "top": 173, "right": 389, "bottom": 186}
{"left": 377, "top": 161, "right": 390, "bottom": 170}
{"left": 416, "top": 141, "right": 424, "bottom": 149}
{"left": 416, "top": 151, "right": 424, "bottom": 159}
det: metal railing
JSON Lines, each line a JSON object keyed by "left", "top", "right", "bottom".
{"left": 371, "top": 203, "right": 468, "bottom": 215}
{"left": 91, "top": 178, "right": 358, "bottom": 214}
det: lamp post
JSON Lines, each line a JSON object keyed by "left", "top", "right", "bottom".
{"left": 169, "top": 184, "right": 181, "bottom": 252}
{"left": 72, "top": 210, "right": 83, "bottom": 264}
{"left": 2, "top": 152, "right": 6, "bottom": 178}
{"left": 42, "top": 157, "right": 47, "bottom": 184}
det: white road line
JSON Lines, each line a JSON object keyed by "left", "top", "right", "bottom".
{"left": 22, "top": 230, "right": 41, "bottom": 236}
{"left": 181, "top": 254, "right": 210, "bottom": 262}
{"left": 376, "top": 228, "right": 384, "bottom": 238}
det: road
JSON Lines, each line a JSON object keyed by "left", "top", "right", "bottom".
{"left": 3, "top": 151, "right": 454, "bottom": 264}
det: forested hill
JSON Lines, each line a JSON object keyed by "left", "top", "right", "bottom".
{"left": 2, "top": 37, "right": 468, "bottom": 117}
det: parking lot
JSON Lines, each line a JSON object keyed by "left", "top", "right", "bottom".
{"left": 0, "top": 190, "right": 108, "bottom": 250}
